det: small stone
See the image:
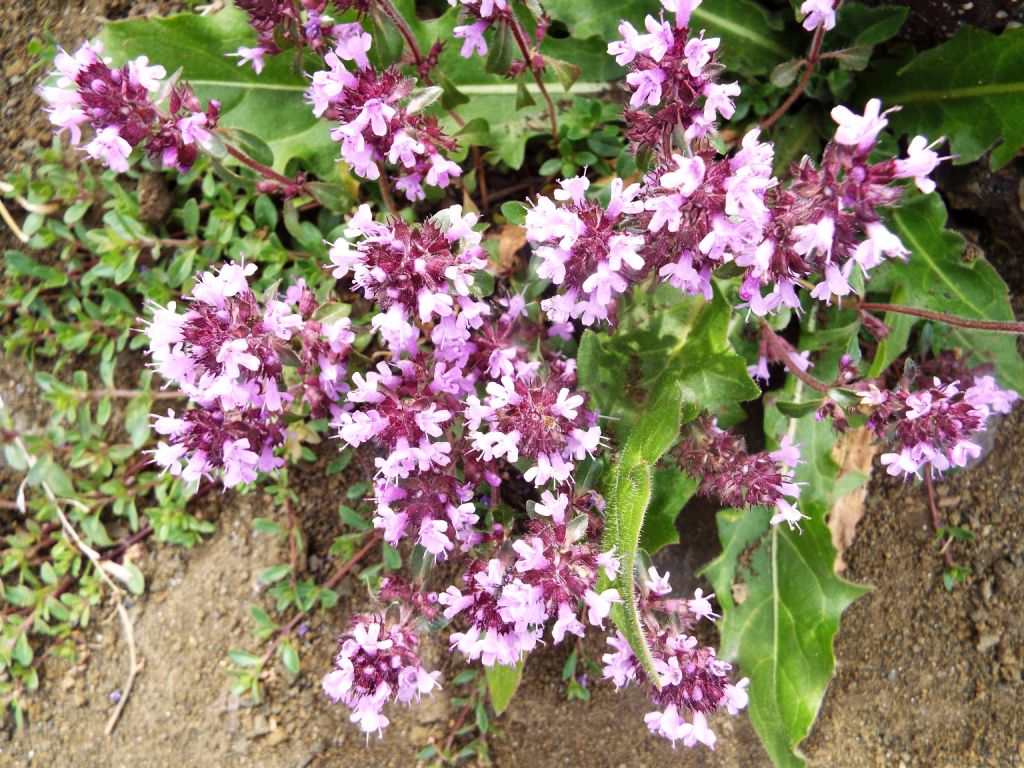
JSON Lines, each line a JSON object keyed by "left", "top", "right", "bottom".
{"left": 977, "top": 630, "right": 1002, "bottom": 653}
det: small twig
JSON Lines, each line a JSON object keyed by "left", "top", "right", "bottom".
{"left": 760, "top": 9, "right": 833, "bottom": 131}
{"left": 377, "top": 0, "right": 425, "bottom": 68}
{"left": 442, "top": 699, "right": 475, "bottom": 757}
{"left": 0, "top": 393, "right": 141, "bottom": 736}
{"left": 0, "top": 198, "right": 29, "bottom": 243}
{"left": 375, "top": 162, "right": 401, "bottom": 218}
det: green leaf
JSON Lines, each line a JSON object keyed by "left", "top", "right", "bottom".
{"left": 578, "top": 285, "right": 760, "bottom": 441}
{"left": 832, "top": 3, "right": 907, "bottom": 47}
{"left": 100, "top": 7, "right": 337, "bottom": 176}
{"left": 280, "top": 642, "right": 300, "bottom": 676}
{"left": 485, "top": 661, "right": 523, "bottom": 716}
{"left": 544, "top": 0, "right": 797, "bottom": 74}
{"left": 639, "top": 467, "right": 699, "bottom": 554}
{"left": 703, "top": 503, "right": 869, "bottom": 767}
{"left": 603, "top": 461, "right": 660, "bottom": 685}
{"left": 872, "top": 193, "right": 1024, "bottom": 391}
{"left": 867, "top": 26, "right": 1024, "bottom": 168}
{"left": 258, "top": 564, "right": 291, "bottom": 584}
{"left": 485, "top": 21, "right": 516, "bottom": 76}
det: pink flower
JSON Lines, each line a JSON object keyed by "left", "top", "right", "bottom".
{"left": 895, "top": 135, "right": 945, "bottom": 194}
{"left": 454, "top": 21, "right": 489, "bottom": 58}
{"left": 831, "top": 99, "right": 896, "bottom": 153}
{"left": 85, "top": 127, "right": 132, "bottom": 172}
{"left": 626, "top": 68, "right": 666, "bottom": 107}
{"left": 227, "top": 45, "right": 266, "bottom": 75}
{"left": 799, "top": 0, "right": 837, "bottom": 31}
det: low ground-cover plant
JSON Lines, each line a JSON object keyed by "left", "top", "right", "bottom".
{"left": 3, "top": 0, "right": 1024, "bottom": 764}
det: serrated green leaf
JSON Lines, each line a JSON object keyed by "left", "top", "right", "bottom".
{"left": 485, "top": 661, "right": 523, "bottom": 716}
{"left": 867, "top": 26, "right": 1024, "bottom": 169}
{"left": 872, "top": 193, "right": 1024, "bottom": 391}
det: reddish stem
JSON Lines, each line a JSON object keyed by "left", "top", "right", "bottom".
{"left": 505, "top": 15, "right": 559, "bottom": 138}
{"left": 224, "top": 143, "right": 302, "bottom": 191}
{"left": 760, "top": 14, "right": 831, "bottom": 131}
{"left": 259, "top": 531, "right": 383, "bottom": 667}
{"left": 759, "top": 321, "right": 832, "bottom": 395}
{"left": 856, "top": 301, "right": 1024, "bottom": 335}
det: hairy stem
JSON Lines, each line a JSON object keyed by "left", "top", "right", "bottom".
{"left": 224, "top": 143, "right": 300, "bottom": 189}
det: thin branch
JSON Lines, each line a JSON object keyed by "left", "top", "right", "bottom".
{"left": 375, "top": 162, "right": 401, "bottom": 217}
{"left": 758, "top": 321, "right": 832, "bottom": 395}
{"left": 855, "top": 300, "right": 1024, "bottom": 335}
{"left": 377, "top": 0, "right": 425, "bottom": 68}
{"left": 760, "top": 13, "right": 831, "bottom": 131}
{"left": 0, "top": 393, "right": 142, "bottom": 737}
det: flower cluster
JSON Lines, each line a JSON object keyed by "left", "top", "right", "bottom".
{"left": 609, "top": 0, "right": 739, "bottom": 148}
{"left": 439, "top": 495, "right": 620, "bottom": 665}
{"left": 525, "top": 176, "right": 645, "bottom": 325}
{"left": 40, "top": 40, "right": 219, "bottom": 172}
{"left": 329, "top": 205, "right": 486, "bottom": 324}
{"left": 602, "top": 566, "right": 748, "bottom": 748}
{"left": 308, "top": 32, "right": 461, "bottom": 200}
{"left": 144, "top": 262, "right": 352, "bottom": 486}
{"left": 677, "top": 418, "right": 805, "bottom": 528}
{"left": 322, "top": 613, "right": 441, "bottom": 737}
{"left": 862, "top": 374, "right": 1018, "bottom": 478}
{"left": 467, "top": 368, "right": 602, "bottom": 486}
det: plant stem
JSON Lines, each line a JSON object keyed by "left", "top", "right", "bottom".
{"left": 759, "top": 321, "right": 832, "bottom": 395}
{"left": 377, "top": 0, "right": 425, "bottom": 67}
{"left": 375, "top": 162, "right": 401, "bottom": 217}
{"left": 224, "top": 143, "right": 302, "bottom": 190}
{"left": 88, "top": 389, "right": 186, "bottom": 401}
{"left": 924, "top": 473, "right": 954, "bottom": 567}
{"left": 760, "top": 18, "right": 830, "bottom": 131}
{"left": 855, "top": 300, "right": 1024, "bottom": 335}
{"left": 505, "top": 14, "right": 559, "bottom": 139}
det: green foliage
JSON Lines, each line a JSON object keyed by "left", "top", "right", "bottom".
{"left": 703, "top": 503, "right": 869, "bottom": 767}
{"left": 100, "top": 8, "right": 337, "bottom": 176}
{"left": 872, "top": 193, "right": 1024, "bottom": 392}
{"left": 484, "top": 661, "right": 523, "bottom": 716}
{"left": 544, "top": 0, "right": 798, "bottom": 74}
{"left": 868, "top": 26, "right": 1024, "bottom": 169}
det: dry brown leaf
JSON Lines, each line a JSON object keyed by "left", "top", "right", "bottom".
{"left": 828, "top": 426, "right": 879, "bottom": 572}
{"left": 489, "top": 224, "right": 528, "bottom": 277}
